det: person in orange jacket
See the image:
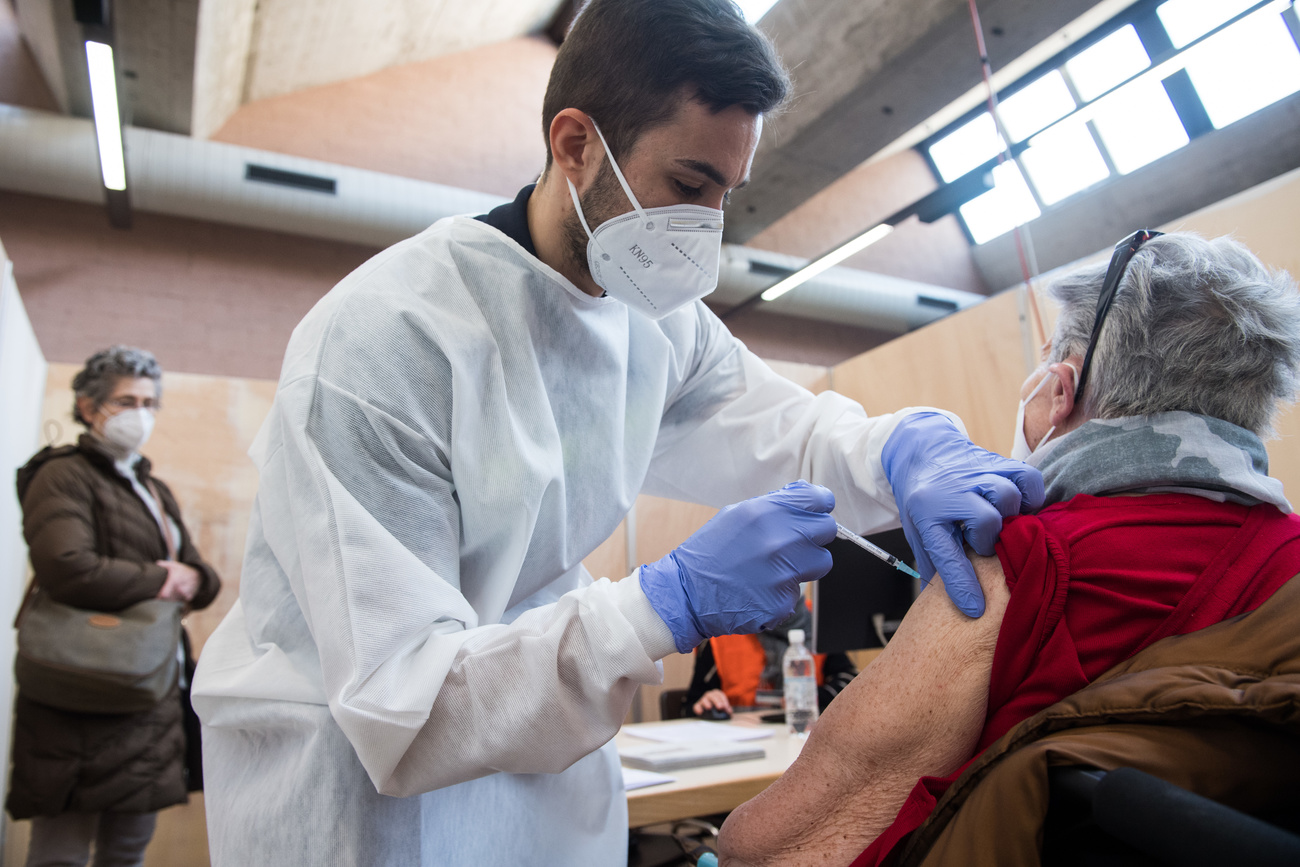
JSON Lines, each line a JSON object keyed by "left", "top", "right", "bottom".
{"left": 685, "top": 605, "right": 857, "bottom": 717}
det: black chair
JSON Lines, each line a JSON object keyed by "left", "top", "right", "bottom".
{"left": 1043, "top": 766, "right": 1300, "bottom": 867}
{"left": 659, "top": 688, "right": 691, "bottom": 720}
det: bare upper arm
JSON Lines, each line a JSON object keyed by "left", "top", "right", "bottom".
{"left": 717, "top": 554, "right": 1010, "bottom": 867}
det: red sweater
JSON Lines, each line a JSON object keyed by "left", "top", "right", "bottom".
{"left": 851, "top": 494, "right": 1300, "bottom": 867}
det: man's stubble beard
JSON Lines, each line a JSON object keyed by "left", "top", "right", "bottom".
{"left": 562, "top": 159, "right": 627, "bottom": 284}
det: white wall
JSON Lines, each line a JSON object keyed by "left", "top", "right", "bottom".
{"left": 0, "top": 240, "right": 48, "bottom": 843}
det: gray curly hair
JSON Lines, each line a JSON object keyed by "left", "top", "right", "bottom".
{"left": 71, "top": 345, "right": 163, "bottom": 426}
{"left": 1047, "top": 233, "right": 1300, "bottom": 437}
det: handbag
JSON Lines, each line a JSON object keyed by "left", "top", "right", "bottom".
{"left": 14, "top": 475, "right": 184, "bottom": 714}
{"left": 15, "top": 590, "right": 183, "bottom": 714}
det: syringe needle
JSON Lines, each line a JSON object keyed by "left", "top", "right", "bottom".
{"left": 834, "top": 523, "right": 923, "bottom": 581}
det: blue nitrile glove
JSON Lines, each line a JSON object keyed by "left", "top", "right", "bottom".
{"left": 639, "top": 481, "right": 838, "bottom": 654}
{"left": 881, "top": 412, "right": 1045, "bottom": 618}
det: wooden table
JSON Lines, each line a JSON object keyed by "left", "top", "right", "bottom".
{"left": 619, "top": 713, "right": 806, "bottom": 827}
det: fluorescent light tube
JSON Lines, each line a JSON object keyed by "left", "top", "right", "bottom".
{"left": 85, "top": 40, "right": 126, "bottom": 191}
{"left": 760, "top": 223, "right": 895, "bottom": 302}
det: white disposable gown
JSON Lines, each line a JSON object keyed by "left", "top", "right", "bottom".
{"left": 193, "top": 214, "right": 938, "bottom": 866}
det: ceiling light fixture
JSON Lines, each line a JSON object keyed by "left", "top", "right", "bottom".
{"left": 721, "top": 156, "right": 1002, "bottom": 319}
{"left": 85, "top": 40, "right": 126, "bottom": 192}
{"left": 760, "top": 224, "right": 894, "bottom": 302}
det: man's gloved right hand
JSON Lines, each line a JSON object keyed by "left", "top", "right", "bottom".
{"left": 639, "top": 481, "right": 837, "bottom": 654}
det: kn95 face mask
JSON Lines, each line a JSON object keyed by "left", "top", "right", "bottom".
{"left": 102, "top": 407, "right": 155, "bottom": 454}
{"left": 566, "top": 120, "right": 724, "bottom": 320}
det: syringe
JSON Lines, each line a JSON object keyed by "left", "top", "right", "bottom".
{"left": 834, "top": 523, "right": 923, "bottom": 581}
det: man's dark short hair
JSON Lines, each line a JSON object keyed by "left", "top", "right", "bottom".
{"left": 542, "top": 0, "right": 791, "bottom": 167}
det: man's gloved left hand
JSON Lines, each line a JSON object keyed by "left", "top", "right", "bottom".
{"left": 881, "top": 412, "right": 1045, "bottom": 618}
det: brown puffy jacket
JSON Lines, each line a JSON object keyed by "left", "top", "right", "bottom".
{"left": 7, "top": 434, "right": 221, "bottom": 819}
{"left": 899, "top": 573, "right": 1300, "bottom": 867}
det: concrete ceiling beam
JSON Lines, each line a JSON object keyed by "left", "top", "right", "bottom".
{"left": 114, "top": 0, "right": 200, "bottom": 134}
{"left": 13, "top": 0, "right": 85, "bottom": 115}
{"left": 13, "top": 0, "right": 198, "bottom": 135}
{"left": 192, "top": 0, "right": 569, "bottom": 140}
{"left": 730, "top": 0, "right": 1104, "bottom": 243}
{"left": 239, "top": 0, "right": 567, "bottom": 104}
{"left": 191, "top": 0, "right": 258, "bottom": 139}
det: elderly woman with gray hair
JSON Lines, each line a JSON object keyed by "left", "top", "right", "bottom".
{"left": 9, "top": 346, "right": 220, "bottom": 867}
{"left": 719, "top": 232, "right": 1300, "bottom": 867}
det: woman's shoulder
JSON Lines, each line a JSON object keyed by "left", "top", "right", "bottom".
{"left": 16, "top": 444, "right": 94, "bottom": 498}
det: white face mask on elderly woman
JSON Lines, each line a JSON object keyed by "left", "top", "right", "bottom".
{"left": 1010, "top": 362, "right": 1078, "bottom": 466}
{"left": 565, "top": 121, "right": 725, "bottom": 320}
{"left": 102, "top": 407, "right": 155, "bottom": 454}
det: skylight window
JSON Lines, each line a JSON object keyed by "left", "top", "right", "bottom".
{"left": 1156, "top": 0, "right": 1261, "bottom": 48}
{"left": 928, "top": 113, "right": 1003, "bottom": 182}
{"left": 1064, "top": 25, "right": 1150, "bottom": 101}
{"left": 735, "top": 0, "right": 781, "bottom": 24}
{"left": 997, "top": 71, "right": 1077, "bottom": 141}
{"left": 1088, "top": 77, "right": 1189, "bottom": 173}
{"left": 1022, "top": 120, "right": 1110, "bottom": 204}
{"left": 922, "top": 0, "right": 1300, "bottom": 245}
{"left": 1175, "top": 6, "right": 1300, "bottom": 128}
{"left": 959, "top": 162, "right": 1041, "bottom": 245}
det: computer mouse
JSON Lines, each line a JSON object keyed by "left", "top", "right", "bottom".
{"left": 699, "top": 706, "right": 732, "bottom": 721}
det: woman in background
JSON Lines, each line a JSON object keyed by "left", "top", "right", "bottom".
{"left": 9, "top": 346, "right": 221, "bottom": 867}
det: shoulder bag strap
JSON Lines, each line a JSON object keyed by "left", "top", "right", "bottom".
{"left": 143, "top": 477, "right": 178, "bottom": 561}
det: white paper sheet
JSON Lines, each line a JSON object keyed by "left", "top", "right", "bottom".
{"left": 622, "top": 766, "right": 677, "bottom": 791}
{"left": 622, "top": 721, "right": 774, "bottom": 744}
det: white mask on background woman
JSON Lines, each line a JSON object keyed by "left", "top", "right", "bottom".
{"left": 1010, "top": 362, "right": 1078, "bottom": 466}
{"left": 102, "top": 407, "right": 155, "bottom": 454}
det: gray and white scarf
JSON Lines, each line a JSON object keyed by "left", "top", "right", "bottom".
{"left": 1035, "top": 411, "right": 1291, "bottom": 513}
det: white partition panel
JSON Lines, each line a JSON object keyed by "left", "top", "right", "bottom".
{"left": 0, "top": 244, "right": 48, "bottom": 849}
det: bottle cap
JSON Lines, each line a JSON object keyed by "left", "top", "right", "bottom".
{"left": 788, "top": 628, "right": 804, "bottom": 644}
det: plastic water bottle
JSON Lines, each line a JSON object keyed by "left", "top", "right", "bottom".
{"left": 782, "top": 628, "right": 818, "bottom": 737}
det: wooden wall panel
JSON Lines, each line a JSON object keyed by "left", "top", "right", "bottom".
{"left": 1162, "top": 167, "right": 1300, "bottom": 497}
{"left": 580, "top": 518, "right": 628, "bottom": 585}
{"left": 1272, "top": 406, "right": 1300, "bottom": 499}
{"left": 831, "top": 288, "right": 1030, "bottom": 455}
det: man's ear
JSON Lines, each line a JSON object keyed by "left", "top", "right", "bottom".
{"left": 1046, "top": 360, "right": 1079, "bottom": 428}
{"left": 548, "top": 109, "right": 601, "bottom": 191}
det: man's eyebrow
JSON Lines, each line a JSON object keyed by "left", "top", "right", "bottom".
{"left": 675, "top": 159, "right": 749, "bottom": 190}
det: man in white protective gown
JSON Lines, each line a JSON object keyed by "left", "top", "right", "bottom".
{"left": 192, "top": 1, "right": 1044, "bottom": 864}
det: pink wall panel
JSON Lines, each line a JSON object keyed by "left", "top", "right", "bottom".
{"left": 0, "top": 191, "right": 378, "bottom": 379}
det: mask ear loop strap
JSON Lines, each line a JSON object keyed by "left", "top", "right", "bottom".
{"left": 566, "top": 177, "right": 611, "bottom": 265}
{"left": 1031, "top": 361, "right": 1079, "bottom": 452}
{"left": 588, "top": 119, "right": 651, "bottom": 227}
{"left": 566, "top": 178, "right": 598, "bottom": 239}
